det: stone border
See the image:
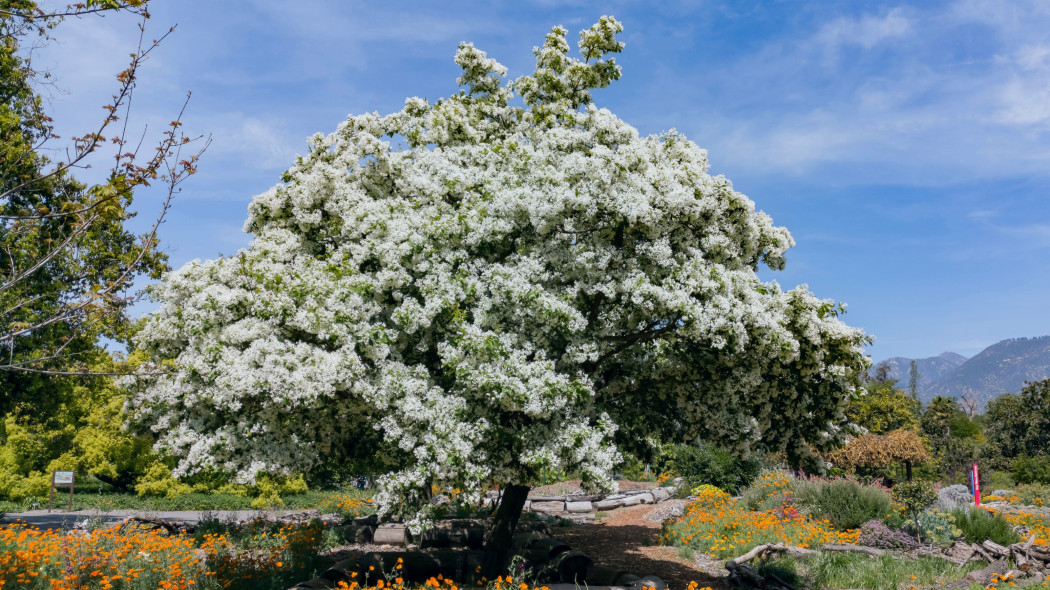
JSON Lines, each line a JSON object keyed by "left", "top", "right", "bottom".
{"left": 482, "top": 486, "right": 677, "bottom": 514}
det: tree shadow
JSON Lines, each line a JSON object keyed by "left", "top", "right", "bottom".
{"left": 553, "top": 522, "right": 731, "bottom": 589}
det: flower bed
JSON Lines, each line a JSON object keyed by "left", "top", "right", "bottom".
{"left": 0, "top": 518, "right": 325, "bottom": 590}
{"left": 661, "top": 484, "right": 860, "bottom": 558}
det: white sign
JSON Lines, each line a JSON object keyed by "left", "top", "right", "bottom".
{"left": 53, "top": 471, "right": 74, "bottom": 485}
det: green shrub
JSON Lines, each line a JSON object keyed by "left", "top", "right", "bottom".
{"left": 655, "top": 441, "right": 761, "bottom": 494}
{"left": 916, "top": 509, "right": 961, "bottom": 545}
{"left": 951, "top": 508, "right": 1021, "bottom": 546}
{"left": 1012, "top": 456, "right": 1050, "bottom": 485}
{"left": 795, "top": 478, "right": 892, "bottom": 531}
{"left": 741, "top": 470, "right": 799, "bottom": 512}
{"left": 1014, "top": 483, "right": 1050, "bottom": 506}
{"left": 983, "top": 470, "right": 1015, "bottom": 492}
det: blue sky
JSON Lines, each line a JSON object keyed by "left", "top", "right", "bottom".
{"left": 30, "top": 0, "right": 1050, "bottom": 361}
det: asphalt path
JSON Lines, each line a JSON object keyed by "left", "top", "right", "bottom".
{"left": 1, "top": 509, "right": 317, "bottom": 531}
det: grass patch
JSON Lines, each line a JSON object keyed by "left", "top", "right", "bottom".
{"left": 0, "top": 488, "right": 373, "bottom": 513}
{"left": 756, "top": 552, "right": 985, "bottom": 590}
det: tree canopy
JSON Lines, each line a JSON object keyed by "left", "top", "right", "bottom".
{"left": 127, "top": 17, "right": 869, "bottom": 530}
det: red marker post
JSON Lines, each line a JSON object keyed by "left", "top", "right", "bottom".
{"left": 972, "top": 464, "right": 981, "bottom": 506}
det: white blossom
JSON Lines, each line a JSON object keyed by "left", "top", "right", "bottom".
{"left": 126, "top": 16, "right": 868, "bottom": 528}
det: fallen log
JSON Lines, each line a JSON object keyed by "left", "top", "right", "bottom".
{"left": 972, "top": 543, "right": 994, "bottom": 562}
{"left": 942, "top": 559, "right": 1010, "bottom": 590}
{"left": 982, "top": 540, "right": 1009, "bottom": 558}
{"left": 821, "top": 544, "right": 885, "bottom": 557}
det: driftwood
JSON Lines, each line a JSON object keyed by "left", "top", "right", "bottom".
{"left": 941, "top": 558, "right": 1010, "bottom": 590}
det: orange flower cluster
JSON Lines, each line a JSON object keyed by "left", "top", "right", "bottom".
{"left": 0, "top": 521, "right": 209, "bottom": 590}
{"left": 993, "top": 509, "right": 1050, "bottom": 548}
{"left": 662, "top": 487, "right": 860, "bottom": 558}
{"left": 319, "top": 495, "right": 374, "bottom": 517}
{"left": 0, "top": 518, "right": 322, "bottom": 589}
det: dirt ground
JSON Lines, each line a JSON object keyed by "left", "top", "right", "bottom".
{"left": 550, "top": 500, "right": 730, "bottom": 590}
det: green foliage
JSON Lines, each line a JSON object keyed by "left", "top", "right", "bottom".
{"left": 891, "top": 481, "right": 938, "bottom": 533}
{"left": 983, "top": 470, "right": 1015, "bottom": 492}
{"left": 794, "top": 478, "right": 892, "bottom": 531}
{"left": 741, "top": 471, "right": 799, "bottom": 512}
{"left": 847, "top": 381, "right": 921, "bottom": 435}
{"left": 983, "top": 380, "right": 1050, "bottom": 471}
{"left": 1012, "top": 483, "right": 1050, "bottom": 505}
{"left": 950, "top": 507, "right": 1020, "bottom": 546}
{"left": 761, "top": 553, "right": 984, "bottom": 590}
{"left": 654, "top": 441, "right": 761, "bottom": 494}
{"left": 948, "top": 415, "right": 981, "bottom": 440}
{"left": 1011, "top": 455, "right": 1050, "bottom": 485}
{"left": 915, "top": 509, "right": 961, "bottom": 545}
{"left": 921, "top": 397, "right": 960, "bottom": 440}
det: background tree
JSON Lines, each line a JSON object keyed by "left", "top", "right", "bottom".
{"left": 0, "top": 0, "right": 207, "bottom": 391}
{"left": 829, "top": 428, "right": 928, "bottom": 481}
{"left": 0, "top": 0, "right": 206, "bottom": 497}
{"left": 847, "top": 379, "right": 921, "bottom": 435}
{"left": 908, "top": 360, "right": 919, "bottom": 400}
{"left": 127, "top": 17, "right": 869, "bottom": 572}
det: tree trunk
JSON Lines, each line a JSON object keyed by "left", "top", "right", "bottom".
{"left": 482, "top": 483, "right": 530, "bottom": 578}
{"left": 905, "top": 460, "right": 913, "bottom": 481}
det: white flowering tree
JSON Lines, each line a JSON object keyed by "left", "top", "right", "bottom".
{"left": 127, "top": 17, "right": 868, "bottom": 568}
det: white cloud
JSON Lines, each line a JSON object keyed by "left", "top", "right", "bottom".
{"left": 816, "top": 8, "right": 912, "bottom": 50}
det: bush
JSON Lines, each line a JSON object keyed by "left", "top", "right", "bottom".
{"left": 951, "top": 508, "right": 1020, "bottom": 546}
{"left": 1013, "top": 483, "right": 1050, "bottom": 506}
{"left": 741, "top": 471, "right": 799, "bottom": 512}
{"left": 1012, "top": 455, "right": 1050, "bottom": 485}
{"left": 892, "top": 481, "right": 938, "bottom": 520}
{"left": 935, "top": 484, "right": 972, "bottom": 511}
{"left": 916, "top": 509, "right": 961, "bottom": 545}
{"left": 655, "top": 441, "right": 761, "bottom": 495}
{"left": 857, "top": 519, "right": 918, "bottom": 549}
{"left": 795, "top": 478, "right": 893, "bottom": 531}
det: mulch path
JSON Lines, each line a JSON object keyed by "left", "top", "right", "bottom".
{"left": 550, "top": 502, "right": 731, "bottom": 590}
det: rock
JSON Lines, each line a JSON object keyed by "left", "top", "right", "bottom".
{"left": 636, "top": 492, "right": 655, "bottom": 504}
{"left": 373, "top": 523, "right": 409, "bottom": 545}
{"left": 531, "top": 501, "right": 565, "bottom": 513}
{"left": 566, "top": 501, "right": 594, "bottom": 513}
{"left": 604, "top": 493, "right": 626, "bottom": 501}
{"left": 615, "top": 572, "right": 641, "bottom": 586}
{"left": 650, "top": 488, "right": 671, "bottom": 502}
{"left": 635, "top": 575, "right": 667, "bottom": 590}
{"left": 594, "top": 499, "right": 623, "bottom": 511}
{"left": 430, "top": 494, "right": 450, "bottom": 506}
{"left": 523, "top": 500, "right": 531, "bottom": 511}
{"left": 622, "top": 495, "right": 643, "bottom": 507}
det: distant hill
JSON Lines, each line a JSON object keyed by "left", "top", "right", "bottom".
{"left": 872, "top": 336, "right": 1050, "bottom": 409}
{"left": 873, "top": 352, "right": 967, "bottom": 397}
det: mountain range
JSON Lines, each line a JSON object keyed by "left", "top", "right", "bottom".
{"left": 872, "top": 336, "right": 1050, "bottom": 409}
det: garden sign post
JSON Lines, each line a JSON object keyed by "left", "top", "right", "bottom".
{"left": 971, "top": 463, "right": 981, "bottom": 506}
{"left": 49, "top": 471, "right": 75, "bottom": 513}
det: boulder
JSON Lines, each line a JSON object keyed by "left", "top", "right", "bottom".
{"left": 621, "top": 495, "right": 643, "bottom": 507}
{"left": 531, "top": 501, "right": 565, "bottom": 513}
{"left": 650, "top": 488, "right": 671, "bottom": 502}
{"left": 373, "top": 523, "right": 409, "bottom": 545}
{"left": 636, "top": 492, "right": 655, "bottom": 504}
{"left": 566, "top": 501, "right": 594, "bottom": 513}
{"left": 594, "top": 499, "right": 623, "bottom": 511}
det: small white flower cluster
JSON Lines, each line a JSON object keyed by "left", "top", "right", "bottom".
{"left": 125, "top": 16, "right": 868, "bottom": 529}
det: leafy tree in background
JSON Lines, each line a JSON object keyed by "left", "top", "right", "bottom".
{"left": 908, "top": 360, "right": 919, "bottom": 400}
{"left": 0, "top": 0, "right": 206, "bottom": 391}
{"left": 984, "top": 392, "right": 1026, "bottom": 468}
{"left": 0, "top": 0, "right": 206, "bottom": 497}
{"left": 127, "top": 17, "right": 869, "bottom": 571}
{"left": 847, "top": 379, "right": 920, "bottom": 435}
